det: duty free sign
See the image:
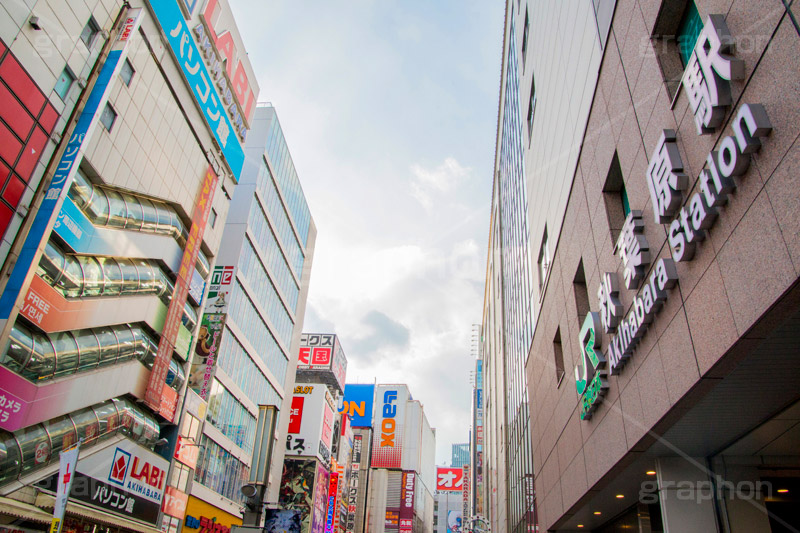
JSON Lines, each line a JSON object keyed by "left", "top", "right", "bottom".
{"left": 575, "top": 15, "right": 773, "bottom": 421}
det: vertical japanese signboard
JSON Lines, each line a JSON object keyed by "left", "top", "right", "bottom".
{"left": 462, "top": 464, "right": 470, "bottom": 527}
{"left": 50, "top": 442, "right": 80, "bottom": 533}
{"left": 146, "top": 166, "right": 218, "bottom": 419}
{"left": 146, "top": 0, "right": 245, "bottom": 179}
{"left": 344, "top": 435, "right": 362, "bottom": 533}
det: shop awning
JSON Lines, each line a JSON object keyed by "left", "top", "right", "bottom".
{"left": 35, "top": 493, "right": 162, "bottom": 533}
{"left": 0, "top": 495, "right": 53, "bottom": 523}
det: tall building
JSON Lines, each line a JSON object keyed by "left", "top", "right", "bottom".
{"left": 484, "top": 0, "right": 800, "bottom": 532}
{"left": 277, "top": 333, "right": 348, "bottom": 533}
{"left": 185, "top": 103, "right": 316, "bottom": 525}
{"left": 481, "top": 2, "right": 606, "bottom": 531}
{"left": 450, "top": 444, "right": 469, "bottom": 469}
{"left": 0, "top": 2, "right": 281, "bottom": 533}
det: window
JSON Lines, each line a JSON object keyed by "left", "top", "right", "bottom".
{"left": 80, "top": 16, "right": 100, "bottom": 49}
{"left": 521, "top": 10, "right": 530, "bottom": 68}
{"left": 209, "top": 208, "right": 217, "bottom": 228}
{"left": 527, "top": 77, "right": 536, "bottom": 137}
{"left": 99, "top": 103, "right": 116, "bottom": 132}
{"left": 602, "top": 152, "right": 629, "bottom": 239}
{"left": 652, "top": 0, "right": 704, "bottom": 98}
{"left": 120, "top": 59, "right": 135, "bottom": 86}
{"left": 677, "top": 1, "right": 703, "bottom": 67}
{"left": 54, "top": 67, "right": 75, "bottom": 101}
{"left": 573, "top": 260, "right": 590, "bottom": 321}
{"left": 553, "top": 328, "right": 565, "bottom": 385}
{"left": 537, "top": 228, "right": 549, "bottom": 292}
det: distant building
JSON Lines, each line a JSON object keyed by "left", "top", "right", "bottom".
{"left": 451, "top": 443, "right": 470, "bottom": 469}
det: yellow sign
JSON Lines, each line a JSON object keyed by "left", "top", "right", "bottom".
{"left": 49, "top": 519, "right": 60, "bottom": 533}
{"left": 183, "top": 496, "right": 242, "bottom": 532}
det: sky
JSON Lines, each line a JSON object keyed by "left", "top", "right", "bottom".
{"left": 229, "top": 0, "right": 505, "bottom": 465}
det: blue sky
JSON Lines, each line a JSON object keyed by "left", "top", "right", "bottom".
{"left": 230, "top": 0, "right": 505, "bottom": 465}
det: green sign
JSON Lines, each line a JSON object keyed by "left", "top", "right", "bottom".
{"left": 575, "top": 313, "right": 608, "bottom": 420}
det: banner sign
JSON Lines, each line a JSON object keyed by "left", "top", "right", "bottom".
{"left": 399, "top": 471, "right": 415, "bottom": 533}
{"left": 340, "top": 384, "right": 375, "bottom": 428}
{"left": 162, "top": 486, "right": 189, "bottom": 519}
{"left": 371, "top": 385, "right": 409, "bottom": 469}
{"left": 50, "top": 442, "right": 81, "bottom": 533}
{"left": 37, "top": 439, "right": 168, "bottom": 525}
{"left": 146, "top": 166, "right": 218, "bottom": 419}
{"left": 462, "top": 464, "right": 470, "bottom": 527}
{"left": 188, "top": 312, "right": 226, "bottom": 400}
{"left": 344, "top": 435, "right": 362, "bottom": 533}
{"left": 436, "top": 467, "right": 464, "bottom": 492}
{"left": 324, "top": 473, "right": 338, "bottom": 533}
{"left": 297, "top": 334, "right": 348, "bottom": 393}
{"left": 0, "top": 8, "right": 143, "bottom": 321}
{"left": 286, "top": 384, "right": 334, "bottom": 464}
{"left": 146, "top": 0, "right": 245, "bottom": 179}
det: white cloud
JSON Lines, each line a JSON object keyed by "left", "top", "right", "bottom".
{"left": 410, "top": 157, "right": 471, "bottom": 210}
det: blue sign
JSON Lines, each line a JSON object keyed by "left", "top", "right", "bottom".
{"left": 0, "top": 48, "right": 125, "bottom": 318}
{"left": 147, "top": 0, "right": 245, "bottom": 180}
{"left": 341, "top": 384, "right": 375, "bottom": 428}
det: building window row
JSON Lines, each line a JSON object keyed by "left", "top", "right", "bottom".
{"left": 227, "top": 280, "right": 289, "bottom": 373}
{"left": 254, "top": 162, "right": 306, "bottom": 280}
{"left": 247, "top": 179, "right": 301, "bottom": 305}
{"left": 206, "top": 379, "right": 257, "bottom": 455}
{"left": 217, "top": 327, "right": 284, "bottom": 408}
{"left": 194, "top": 435, "right": 250, "bottom": 504}
{"left": 264, "top": 115, "right": 312, "bottom": 247}
{"left": 240, "top": 235, "right": 297, "bottom": 330}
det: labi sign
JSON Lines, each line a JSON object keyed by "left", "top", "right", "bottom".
{"left": 575, "top": 15, "right": 773, "bottom": 421}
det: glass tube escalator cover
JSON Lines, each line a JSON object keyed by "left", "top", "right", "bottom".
{"left": 0, "top": 320, "right": 185, "bottom": 389}
{"left": 0, "top": 397, "right": 159, "bottom": 487}
{"left": 68, "top": 169, "right": 211, "bottom": 279}
{"left": 37, "top": 239, "right": 198, "bottom": 331}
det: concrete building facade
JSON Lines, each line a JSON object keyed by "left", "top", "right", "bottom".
{"left": 483, "top": 0, "right": 800, "bottom": 531}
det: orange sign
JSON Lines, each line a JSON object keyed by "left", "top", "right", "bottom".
{"left": 146, "top": 166, "right": 218, "bottom": 416}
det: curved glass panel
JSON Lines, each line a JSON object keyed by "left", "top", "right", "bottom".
{"left": 68, "top": 170, "right": 208, "bottom": 276}
{"left": 0, "top": 398, "right": 160, "bottom": 487}
{"left": 2, "top": 321, "right": 184, "bottom": 391}
{"left": 38, "top": 241, "right": 197, "bottom": 329}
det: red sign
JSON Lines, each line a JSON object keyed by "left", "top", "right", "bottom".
{"left": 174, "top": 436, "right": 199, "bottom": 470}
{"left": 399, "top": 471, "right": 415, "bottom": 533}
{"left": 288, "top": 396, "right": 304, "bottom": 434}
{"left": 436, "top": 467, "right": 464, "bottom": 492}
{"left": 162, "top": 486, "right": 188, "bottom": 519}
{"left": 311, "top": 347, "right": 332, "bottom": 365}
{"left": 145, "top": 166, "right": 218, "bottom": 415}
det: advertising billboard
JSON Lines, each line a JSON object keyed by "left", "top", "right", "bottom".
{"left": 147, "top": 165, "right": 218, "bottom": 419}
{"left": 340, "top": 384, "right": 375, "bottom": 428}
{"left": 446, "top": 510, "right": 463, "bottom": 533}
{"left": 311, "top": 464, "right": 329, "bottom": 533}
{"left": 344, "top": 434, "right": 363, "bottom": 533}
{"left": 371, "top": 385, "right": 409, "bottom": 469}
{"left": 436, "top": 467, "right": 464, "bottom": 492}
{"left": 297, "top": 334, "right": 348, "bottom": 394}
{"left": 286, "top": 384, "right": 334, "bottom": 464}
{"left": 145, "top": 0, "right": 246, "bottom": 179}
{"left": 37, "top": 439, "right": 168, "bottom": 525}
{"left": 279, "top": 459, "right": 317, "bottom": 533}
{"left": 399, "top": 472, "right": 415, "bottom": 533}
{"left": 263, "top": 509, "right": 302, "bottom": 533}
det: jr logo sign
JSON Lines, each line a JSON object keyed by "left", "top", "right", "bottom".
{"left": 574, "top": 313, "right": 608, "bottom": 420}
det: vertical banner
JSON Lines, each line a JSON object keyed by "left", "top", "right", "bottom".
{"left": 188, "top": 312, "right": 226, "bottom": 400}
{"left": 344, "top": 435, "right": 362, "bottom": 533}
{"left": 0, "top": 8, "right": 143, "bottom": 316}
{"left": 462, "top": 464, "right": 470, "bottom": 528}
{"left": 399, "top": 471, "right": 415, "bottom": 533}
{"left": 324, "top": 472, "right": 338, "bottom": 533}
{"left": 146, "top": 166, "right": 218, "bottom": 418}
{"left": 50, "top": 442, "right": 80, "bottom": 533}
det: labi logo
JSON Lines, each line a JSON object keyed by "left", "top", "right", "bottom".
{"left": 109, "top": 448, "right": 132, "bottom": 485}
{"left": 574, "top": 312, "right": 608, "bottom": 421}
